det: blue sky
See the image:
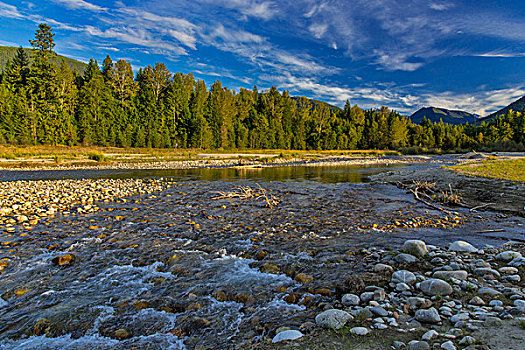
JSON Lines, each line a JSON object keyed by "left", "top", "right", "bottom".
{"left": 1, "top": 0, "right": 525, "bottom": 116}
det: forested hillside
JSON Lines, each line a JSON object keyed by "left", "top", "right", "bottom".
{"left": 0, "top": 24, "right": 523, "bottom": 152}
{"left": 409, "top": 107, "right": 478, "bottom": 125}
{"left": 0, "top": 46, "right": 86, "bottom": 74}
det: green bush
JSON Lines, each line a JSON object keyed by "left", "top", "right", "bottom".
{"left": 87, "top": 151, "right": 106, "bottom": 162}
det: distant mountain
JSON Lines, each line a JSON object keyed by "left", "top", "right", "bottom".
{"left": 409, "top": 107, "right": 479, "bottom": 125}
{"left": 480, "top": 95, "right": 525, "bottom": 123}
{"left": 0, "top": 46, "right": 87, "bottom": 74}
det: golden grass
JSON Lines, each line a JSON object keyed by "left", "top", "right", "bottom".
{"left": 0, "top": 145, "right": 398, "bottom": 163}
{"left": 449, "top": 158, "right": 525, "bottom": 182}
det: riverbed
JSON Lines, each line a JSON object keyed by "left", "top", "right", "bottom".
{"left": 0, "top": 161, "right": 523, "bottom": 349}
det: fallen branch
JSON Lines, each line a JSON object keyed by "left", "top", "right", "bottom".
{"left": 472, "top": 229, "right": 505, "bottom": 234}
{"left": 211, "top": 184, "right": 279, "bottom": 208}
{"left": 470, "top": 203, "right": 496, "bottom": 212}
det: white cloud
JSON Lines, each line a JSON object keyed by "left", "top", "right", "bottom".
{"left": 207, "top": 23, "right": 264, "bottom": 44}
{"left": 83, "top": 25, "right": 188, "bottom": 56}
{"left": 309, "top": 23, "right": 327, "bottom": 39}
{"left": 0, "top": 1, "right": 23, "bottom": 19}
{"left": 429, "top": 2, "right": 453, "bottom": 11}
{"left": 418, "top": 87, "right": 525, "bottom": 117}
{"left": 52, "top": 0, "right": 106, "bottom": 12}
{"left": 201, "top": 0, "right": 278, "bottom": 20}
{"left": 375, "top": 52, "right": 424, "bottom": 72}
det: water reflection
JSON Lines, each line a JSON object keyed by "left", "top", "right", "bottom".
{"left": 0, "top": 164, "right": 418, "bottom": 183}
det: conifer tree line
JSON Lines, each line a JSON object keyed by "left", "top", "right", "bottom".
{"left": 0, "top": 24, "right": 523, "bottom": 152}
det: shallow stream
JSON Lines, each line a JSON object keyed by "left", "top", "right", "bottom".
{"left": 0, "top": 164, "right": 523, "bottom": 349}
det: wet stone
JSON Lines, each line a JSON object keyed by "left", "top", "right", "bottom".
{"left": 51, "top": 253, "right": 76, "bottom": 267}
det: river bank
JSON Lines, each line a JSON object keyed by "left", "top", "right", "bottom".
{"left": 0, "top": 158, "right": 523, "bottom": 349}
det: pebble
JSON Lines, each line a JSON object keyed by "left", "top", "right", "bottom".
{"left": 469, "top": 296, "right": 485, "bottom": 306}
{"left": 422, "top": 330, "right": 438, "bottom": 341}
{"left": 432, "top": 270, "right": 468, "bottom": 281}
{"left": 402, "top": 240, "right": 428, "bottom": 257}
{"left": 393, "top": 341, "right": 406, "bottom": 349}
{"left": 272, "top": 330, "right": 304, "bottom": 343}
{"left": 419, "top": 279, "right": 453, "bottom": 296}
{"left": 408, "top": 340, "right": 430, "bottom": 350}
{"left": 392, "top": 270, "right": 417, "bottom": 284}
{"left": 459, "top": 336, "right": 475, "bottom": 345}
{"left": 341, "top": 293, "right": 360, "bottom": 306}
{"left": 349, "top": 327, "right": 369, "bottom": 335}
{"left": 415, "top": 307, "right": 441, "bottom": 323}
{"left": 441, "top": 340, "right": 456, "bottom": 350}
{"left": 477, "top": 287, "right": 501, "bottom": 296}
{"left": 370, "top": 305, "right": 388, "bottom": 317}
{"left": 495, "top": 251, "right": 522, "bottom": 261}
{"left": 394, "top": 253, "right": 417, "bottom": 263}
{"left": 374, "top": 263, "right": 394, "bottom": 273}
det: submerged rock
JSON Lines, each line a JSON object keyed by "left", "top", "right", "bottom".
{"left": 51, "top": 254, "right": 76, "bottom": 266}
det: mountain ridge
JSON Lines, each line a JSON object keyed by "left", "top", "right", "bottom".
{"left": 409, "top": 107, "right": 479, "bottom": 125}
{"left": 480, "top": 95, "right": 525, "bottom": 122}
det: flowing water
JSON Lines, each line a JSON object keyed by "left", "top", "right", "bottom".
{"left": 0, "top": 164, "right": 523, "bottom": 349}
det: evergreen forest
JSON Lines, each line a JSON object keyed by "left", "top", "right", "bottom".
{"left": 0, "top": 24, "right": 524, "bottom": 152}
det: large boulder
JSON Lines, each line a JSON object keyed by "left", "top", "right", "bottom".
{"left": 402, "top": 240, "right": 428, "bottom": 257}
{"left": 419, "top": 279, "right": 453, "bottom": 296}
{"left": 315, "top": 309, "right": 353, "bottom": 330}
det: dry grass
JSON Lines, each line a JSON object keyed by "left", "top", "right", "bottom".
{"left": 450, "top": 158, "right": 525, "bottom": 183}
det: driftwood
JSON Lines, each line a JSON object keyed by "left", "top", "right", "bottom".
{"left": 211, "top": 184, "right": 279, "bottom": 208}
{"left": 470, "top": 203, "right": 496, "bottom": 212}
{"left": 397, "top": 181, "right": 460, "bottom": 215}
{"left": 473, "top": 229, "right": 505, "bottom": 234}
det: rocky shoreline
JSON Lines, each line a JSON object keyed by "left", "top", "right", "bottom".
{"left": 256, "top": 239, "right": 525, "bottom": 350}
{"left": 0, "top": 155, "right": 425, "bottom": 172}
{"left": 0, "top": 178, "right": 169, "bottom": 236}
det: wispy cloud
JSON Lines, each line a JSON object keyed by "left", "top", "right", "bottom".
{"left": 200, "top": 0, "right": 278, "bottom": 20}
{"left": 52, "top": 0, "right": 106, "bottom": 12}
{"left": 83, "top": 25, "right": 188, "bottom": 56}
{"left": 417, "top": 87, "right": 525, "bottom": 116}
{"left": 429, "top": 2, "right": 453, "bottom": 11}
{"left": 0, "top": 1, "right": 23, "bottom": 19}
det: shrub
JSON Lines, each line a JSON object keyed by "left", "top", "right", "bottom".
{"left": 87, "top": 151, "right": 106, "bottom": 162}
